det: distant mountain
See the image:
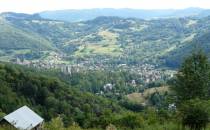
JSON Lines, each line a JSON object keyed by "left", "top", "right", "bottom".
{"left": 1, "top": 12, "right": 42, "bottom": 20}
{"left": 198, "top": 10, "right": 210, "bottom": 18}
{"left": 39, "top": 8, "right": 210, "bottom": 22}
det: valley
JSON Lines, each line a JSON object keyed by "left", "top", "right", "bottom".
{"left": 1, "top": 12, "right": 210, "bottom": 85}
{"left": 1, "top": 7, "right": 210, "bottom": 130}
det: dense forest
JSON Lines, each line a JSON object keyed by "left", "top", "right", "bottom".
{"left": 1, "top": 50, "right": 210, "bottom": 130}
{"left": 0, "top": 62, "right": 170, "bottom": 129}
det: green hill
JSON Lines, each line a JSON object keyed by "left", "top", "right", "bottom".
{"left": 0, "top": 18, "right": 53, "bottom": 51}
{"left": 1, "top": 12, "right": 210, "bottom": 69}
{"left": 165, "top": 30, "right": 210, "bottom": 67}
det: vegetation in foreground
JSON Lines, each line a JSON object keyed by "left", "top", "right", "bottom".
{"left": 1, "top": 50, "right": 210, "bottom": 130}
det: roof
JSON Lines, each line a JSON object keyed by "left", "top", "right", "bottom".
{"left": 3, "top": 106, "right": 44, "bottom": 130}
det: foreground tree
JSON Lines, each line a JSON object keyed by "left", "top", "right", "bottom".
{"left": 173, "top": 50, "right": 210, "bottom": 102}
{"left": 173, "top": 50, "right": 210, "bottom": 130}
{"left": 180, "top": 99, "right": 210, "bottom": 130}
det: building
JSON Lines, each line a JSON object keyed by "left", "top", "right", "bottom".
{"left": 103, "top": 83, "right": 114, "bottom": 91}
{"left": 0, "top": 106, "right": 44, "bottom": 130}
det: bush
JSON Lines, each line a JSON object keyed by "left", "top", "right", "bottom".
{"left": 180, "top": 99, "right": 210, "bottom": 130}
{"left": 115, "top": 113, "right": 144, "bottom": 129}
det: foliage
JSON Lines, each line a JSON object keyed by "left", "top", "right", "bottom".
{"left": 58, "top": 70, "right": 139, "bottom": 96}
{"left": 0, "top": 125, "right": 16, "bottom": 130}
{"left": 106, "top": 124, "right": 117, "bottom": 130}
{"left": 0, "top": 63, "right": 124, "bottom": 128}
{"left": 0, "top": 110, "right": 6, "bottom": 119}
{"left": 180, "top": 99, "right": 210, "bottom": 130}
{"left": 44, "top": 117, "right": 65, "bottom": 130}
{"left": 173, "top": 51, "right": 210, "bottom": 130}
{"left": 0, "top": 19, "right": 53, "bottom": 51}
{"left": 173, "top": 50, "right": 210, "bottom": 102}
{"left": 1, "top": 50, "right": 210, "bottom": 129}
{"left": 114, "top": 113, "right": 144, "bottom": 129}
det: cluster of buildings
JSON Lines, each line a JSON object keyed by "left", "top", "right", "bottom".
{"left": 117, "top": 63, "right": 175, "bottom": 83}
{"left": 134, "top": 64, "right": 175, "bottom": 83}
{"left": 14, "top": 55, "right": 176, "bottom": 84}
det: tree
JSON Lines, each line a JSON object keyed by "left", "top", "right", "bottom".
{"left": 106, "top": 124, "right": 117, "bottom": 130}
{"left": 180, "top": 99, "right": 210, "bottom": 130}
{"left": 0, "top": 110, "right": 6, "bottom": 119}
{"left": 44, "top": 117, "right": 65, "bottom": 130}
{"left": 173, "top": 50, "right": 210, "bottom": 130}
{"left": 115, "top": 113, "right": 144, "bottom": 129}
{"left": 173, "top": 50, "right": 210, "bottom": 102}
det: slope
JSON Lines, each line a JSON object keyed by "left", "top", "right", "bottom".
{"left": 0, "top": 17, "right": 54, "bottom": 51}
{"left": 0, "top": 62, "right": 125, "bottom": 127}
{"left": 164, "top": 30, "right": 210, "bottom": 68}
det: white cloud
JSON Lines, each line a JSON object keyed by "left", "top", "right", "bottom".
{"left": 0, "top": 0, "right": 210, "bottom": 13}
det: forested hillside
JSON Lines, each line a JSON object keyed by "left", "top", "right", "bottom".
{"left": 1, "top": 12, "right": 210, "bottom": 70}
{"left": 1, "top": 51, "right": 210, "bottom": 130}
{"left": 0, "top": 62, "right": 126, "bottom": 128}
{"left": 0, "top": 16, "right": 53, "bottom": 51}
{"left": 165, "top": 30, "right": 210, "bottom": 67}
{"left": 0, "top": 62, "right": 177, "bottom": 130}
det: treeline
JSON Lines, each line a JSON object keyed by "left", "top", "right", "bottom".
{"left": 171, "top": 50, "right": 210, "bottom": 130}
{"left": 1, "top": 50, "right": 210, "bottom": 130}
{"left": 57, "top": 70, "right": 142, "bottom": 94}
{"left": 0, "top": 63, "right": 125, "bottom": 128}
{"left": 0, "top": 62, "right": 169, "bottom": 129}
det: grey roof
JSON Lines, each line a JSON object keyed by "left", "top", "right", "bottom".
{"left": 3, "top": 106, "right": 44, "bottom": 130}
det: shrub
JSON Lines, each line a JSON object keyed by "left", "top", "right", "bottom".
{"left": 180, "top": 99, "right": 210, "bottom": 130}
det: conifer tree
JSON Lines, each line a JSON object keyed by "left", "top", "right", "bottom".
{"left": 173, "top": 50, "right": 210, "bottom": 102}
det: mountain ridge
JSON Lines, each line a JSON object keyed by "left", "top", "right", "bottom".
{"left": 39, "top": 7, "right": 210, "bottom": 22}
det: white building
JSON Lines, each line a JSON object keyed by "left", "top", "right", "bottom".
{"left": 0, "top": 106, "right": 44, "bottom": 130}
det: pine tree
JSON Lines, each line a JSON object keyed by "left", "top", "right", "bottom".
{"left": 173, "top": 50, "right": 210, "bottom": 102}
{"left": 173, "top": 50, "right": 210, "bottom": 130}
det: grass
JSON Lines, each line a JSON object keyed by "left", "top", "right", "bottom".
{"left": 74, "top": 30, "right": 122, "bottom": 57}
{"left": 186, "top": 20, "right": 197, "bottom": 27}
{"left": 127, "top": 86, "right": 169, "bottom": 104}
{"left": 129, "top": 24, "right": 148, "bottom": 31}
{"left": 2, "top": 123, "right": 210, "bottom": 130}
{"left": 12, "top": 49, "right": 31, "bottom": 54}
{"left": 181, "top": 33, "right": 196, "bottom": 43}
{"left": 75, "top": 44, "right": 122, "bottom": 56}
{"left": 0, "top": 56, "right": 12, "bottom": 62}
{"left": 138, "top": 123, "right": 210, "bottom": 130}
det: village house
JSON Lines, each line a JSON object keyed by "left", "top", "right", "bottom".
{"left": 103, "top": 83, "right": 114, "bottom": 91}
{"left": 0, "top": 106, "right": 44, "bottom": 130}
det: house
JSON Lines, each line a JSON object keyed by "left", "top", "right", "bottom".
{"left": 103, "top": 83, "right": 114, "bottom": 91}
{"left": 0, "top": 106, "right": 44, "bottom": 130}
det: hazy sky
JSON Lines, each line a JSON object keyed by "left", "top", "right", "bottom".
{"left": 0, "top": 0, "right": 210, "bottom": 13}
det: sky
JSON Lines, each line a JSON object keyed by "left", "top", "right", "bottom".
{"left": 0, "top": 0, "right": 210, "bottom": 14}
